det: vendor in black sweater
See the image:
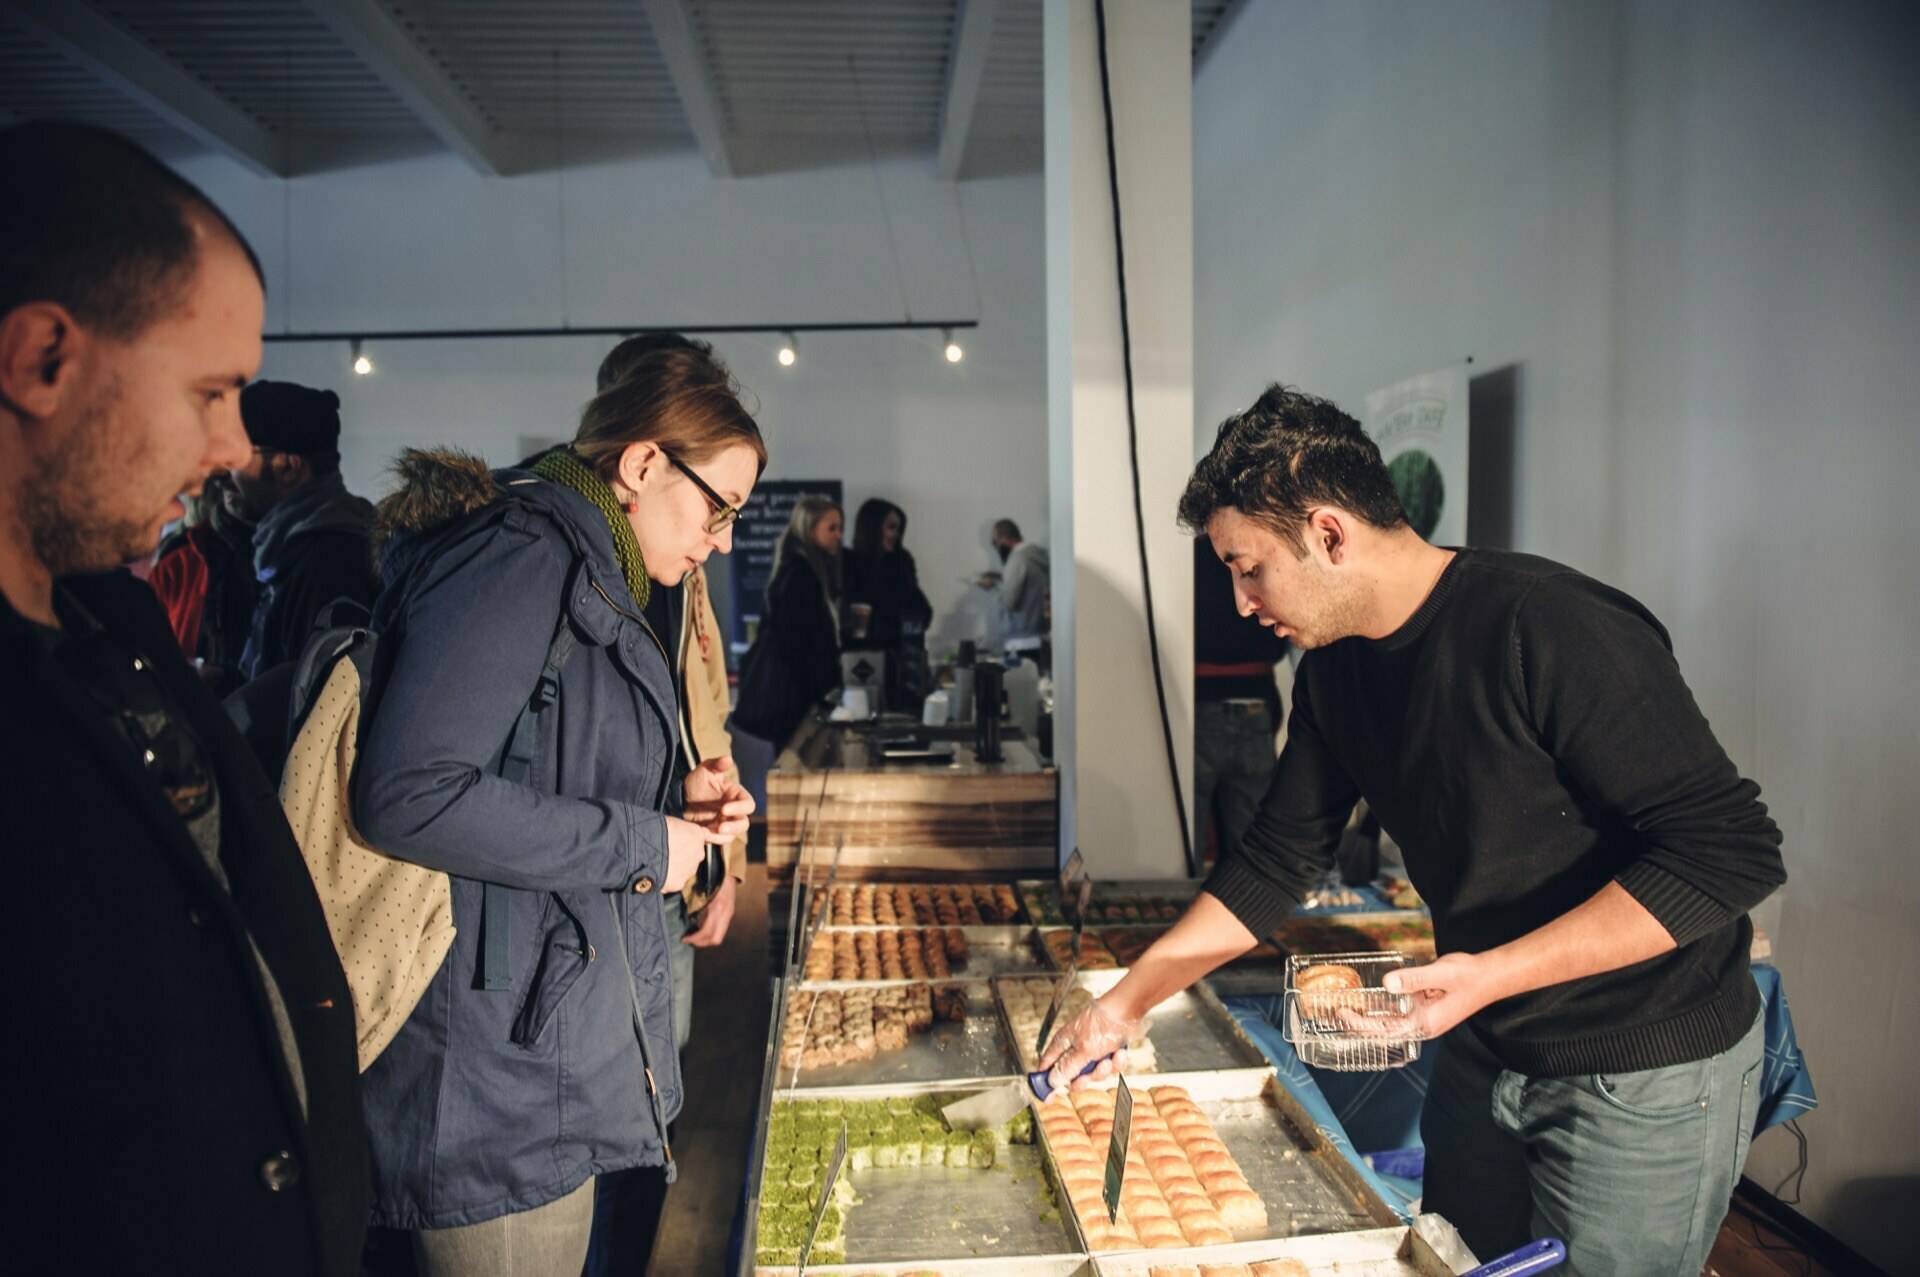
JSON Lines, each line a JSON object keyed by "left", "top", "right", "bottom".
{"left": 1041, "top": 384, "right": 1785, "bottom": 1275}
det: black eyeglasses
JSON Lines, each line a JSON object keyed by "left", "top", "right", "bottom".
{"left": 664, "top": 452, "right": 740, "bottom": 535}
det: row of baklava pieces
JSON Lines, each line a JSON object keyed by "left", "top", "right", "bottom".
{"left": 818, "top": 882, "right": 1022, "bottom": 926}
{"left": 1038, "top": 1087, "right": 1267, "bottom": 1252}
{"left": 803, "top": 929, "right": 965, "bottom": 980}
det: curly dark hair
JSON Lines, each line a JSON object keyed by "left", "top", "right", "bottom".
{"left": 1178, "top": 383, "right": 1408, "bottom": 553}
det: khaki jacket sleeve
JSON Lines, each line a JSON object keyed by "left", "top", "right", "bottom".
{"left": 684, "top": 568, "right": 746, "bottom": 880}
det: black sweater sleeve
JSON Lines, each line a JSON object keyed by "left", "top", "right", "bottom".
{"left": 1513, "top": 574, "right": 1786, "bottom": 945}
{"left": 1202, "top": 669, "right": 1358, "bottom": 938}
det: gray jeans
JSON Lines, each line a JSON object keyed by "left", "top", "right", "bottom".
{"left": 1194, "top": 699, "right": 1277, "bottom": 860}
{"left": 411, "top": 1175, "right": 595, "bottom": 1277}
{"left": 1422, "top": 1012, "right": 1764, "bottom": 1275}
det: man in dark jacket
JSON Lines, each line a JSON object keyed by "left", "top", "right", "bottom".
{"left": 229, "top": 379, "right": 377, "bottom": 679}
{"left": 0, "top": 121, "right": 367, "bottom": 1275}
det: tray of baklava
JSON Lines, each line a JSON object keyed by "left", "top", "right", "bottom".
{"left": 994, "top": 972, "right": 1269, "bottom": 1080}
{"left": 1032, "top": 1073, "right": 1399, "bottom": 1257}
{"left": 777, "top": 980, "right": 1022, "bottom": 1089}
{"left": 800, "top": 925, "right": 1054, "bottom": 985}
{"left": 748, "top": 1083, "right": 1080, "bottom": 1273}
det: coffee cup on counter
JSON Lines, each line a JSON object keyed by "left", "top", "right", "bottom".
{"left": 841, "top": 686, "right": 871, "bottom": 719}
{"left": 922, "top": 690, "right": 951, "bottom": 727}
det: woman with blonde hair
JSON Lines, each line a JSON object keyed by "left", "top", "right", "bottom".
{"left": 352, "top": 343, "right": 764, "bottom": 1272}
{"left": 732, "top": 493, "right": 845, "bottom": 750}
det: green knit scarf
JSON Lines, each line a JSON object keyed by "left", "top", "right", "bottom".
{"left": 532, "top": 448, "right": 650, "bottom": 611}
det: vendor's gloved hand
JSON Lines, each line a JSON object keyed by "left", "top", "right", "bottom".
{"left": 1036, "top": 996, "right": 1141, "bottom": 1093}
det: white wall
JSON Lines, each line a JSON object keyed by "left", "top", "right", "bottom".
{"left": 173, "top": 149, "right": 1049, "bottom": 656}
{"left": 1196, "top": 0, "right": 1919, "bottom": 1267}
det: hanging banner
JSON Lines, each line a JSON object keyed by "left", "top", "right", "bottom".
{"left": 1364, "top": 367, "right": 1470, "bottom": 547}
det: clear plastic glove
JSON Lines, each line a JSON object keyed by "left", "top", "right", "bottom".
{"left": 1035, "top": 995, "right": 1141, "bottom": 1093}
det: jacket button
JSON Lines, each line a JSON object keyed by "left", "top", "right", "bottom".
{"left": 260, "top": 1151, "right": 301, "bottom": 1191}
{"left": 634, "top": 877, "right": 655, "bottom": 895}
{"left": 187, "top": 906, "right": 206, "bottom": 928}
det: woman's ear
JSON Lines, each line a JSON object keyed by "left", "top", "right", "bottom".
{"left": 618, "top": 440, "right": 662, "bottom": 494}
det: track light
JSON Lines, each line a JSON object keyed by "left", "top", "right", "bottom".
{"left": 351, "top": 338, "right": 373, "bottom": 376}
{"left": 777, "top": 332, "right": 797, "bottom": 368}
{"left": 943, "top": 327, "right": 964, "bottom": 363}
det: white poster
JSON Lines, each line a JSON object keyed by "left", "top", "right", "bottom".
{"left": 1365, "top": 366, "right": 1470, "bottom": 547}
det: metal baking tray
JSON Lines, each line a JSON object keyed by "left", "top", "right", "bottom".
{"left": 1089, "top": 1216, "right": 1478, "bottom": 1276}
{"left": 1019, "top": 878, "right": 1200, "bottom": 928}
{"left": 751, "top": 1078, "right": 1081, "bottom": 1272}
{"left": 780, "top": 980, "right": 1022, "bottom": 1089}
{"left": 799, "top": 925, "right": 1055, "bottom": 986}
{"left": 805, "top": 880, "right": 1035, "bottom": 928}
{"left": 994, "top": 971, "right": 1271, "bottom": 1078}
{"left": 1034, "top": 1070, "right": 1400, "bottom": 1255}
{"left": 769, "top": 1260, "right": 1090, "bottom": 1277}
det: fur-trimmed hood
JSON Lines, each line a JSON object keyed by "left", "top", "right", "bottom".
{"left": 372, "top": 447, "right": 503, "bottom": 564}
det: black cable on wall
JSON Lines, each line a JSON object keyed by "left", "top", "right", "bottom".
{"left": 1092, "top": 0, "right": 1197, "bottom": 876}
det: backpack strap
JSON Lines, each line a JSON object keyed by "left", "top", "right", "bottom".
{"left": 480, "top": 614, "right": 581, "bottom": 992}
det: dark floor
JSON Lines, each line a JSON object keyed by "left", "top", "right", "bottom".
{"left": 645, "top": 854, "right": 774, "bottom": 1277}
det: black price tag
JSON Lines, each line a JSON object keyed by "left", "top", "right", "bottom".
{"left": 1035, "top": 958, "right": 1079, "bottom": 1062}
{"left": 1103, "top": 1076, "right": 1134, "bottom": 1225}
{"left": 1059, "top": 847, "right": 1084, "bottom": 897}
{"left": 798, "top": 1121, "right": 849, "bottom": 1273}
{"left": 1072, "top": 876, "right": 1094, "bottom": 943}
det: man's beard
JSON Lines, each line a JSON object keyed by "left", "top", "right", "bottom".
{"left": 19, "top": 373, "right": 165, "bottom": 575}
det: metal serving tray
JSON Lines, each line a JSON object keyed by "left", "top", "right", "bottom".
{"left": 780, "top": 980, "right": 1022, "bottom": 1089}
{"left": 770, "top": 1260, "right": 1090, "bottom": 1277}
{"left": 1034, "top": 1070, "right": 1400, "bottom": 1256}
{"left": 799, "top": 925, "right": 1055, "bottom": 986}
{"left": 1018, "top": 878, "right": 1201, "bottom": 929}
{"left": 994, "top": 971, "right": 1270, "bottom": 1078}
{"left": 752, "top": 1078, "right": 1082, "bottom": 1273}
{"left": 1089, "top": 1216, "right": 1478, "bottom": 1276}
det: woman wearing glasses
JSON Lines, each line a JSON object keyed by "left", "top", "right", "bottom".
{"left": 733, "top": 494, "right": 847, "bottom": 754}
{"left": 351, "top": 345, "right": 763, "bottom": 1274}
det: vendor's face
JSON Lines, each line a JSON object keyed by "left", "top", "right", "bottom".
{"left": 812, "top": 508, "right": 844, "bottom": 555}
{"left": 882, "top": 511, "right": 903, "bottom": 552}
{"left": 623, "top": 440, "right": 758, "bottom": 587}
{"left": 1206, "top": 507, "right": 1362, "bottom": 650}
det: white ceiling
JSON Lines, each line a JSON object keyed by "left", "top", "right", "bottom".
{"left": 0, "top": 0, "right": 1245, "bottom": 177}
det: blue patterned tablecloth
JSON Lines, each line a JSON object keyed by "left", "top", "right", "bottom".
{"left": 1217, "top": 962, "right": 1815, "bottom": 1213}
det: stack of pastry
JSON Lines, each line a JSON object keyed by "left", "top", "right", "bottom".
{"left": 781, "top": 983, "right": 961, "bottom": 1070}
{"left": 802, "top": 928, "right": 967, "bottom": 981}
{"left": 813, "top": 882, "right": 1022, "bottom": 927}
{"left": 1041, "top": 929, "right": 1121, "bottom": 970}
{"left": 996, "top": 977, "right": 1157, "bottom": 1073}
{"left": 1037, "top": 1085, "right": 1267, "bottom": 1252}
{"left": 1149, "top": 1087, "right": 1267, "bottom": 1233}
{"left": 1147, "top": 1262, "right": 1309, "bottom": 1277}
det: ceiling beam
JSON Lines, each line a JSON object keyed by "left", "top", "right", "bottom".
{"left": 1, "top": 0, "right": 286, "bottom": 176}
{"left": 639, "top": 0, "right": 734, "bottom": 178}
{"left": 936, "top": 0, "right": 999, "bottom": 181}
{"left": 296, "top": 0, "right": 506, "bottom": 176}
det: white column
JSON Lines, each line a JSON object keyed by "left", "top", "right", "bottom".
{"left": 1046, "top": 0, "right": 1194, "bottom": 879}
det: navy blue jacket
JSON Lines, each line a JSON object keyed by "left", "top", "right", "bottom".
{"left": 352, "top": 456, "right": 682, "bottom": 1229}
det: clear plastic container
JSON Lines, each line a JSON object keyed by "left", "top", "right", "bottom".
{"left": 1281, "top": 951, "right": 1426, "bottom": 1071}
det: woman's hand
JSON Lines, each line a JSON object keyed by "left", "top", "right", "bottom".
{"left": 664, "top": 816, "right": 729, "bottom": 893}
{"left": 683, "top": 756, "right": 754, "bottom": 842}
{"left": 682, "top": 875, "right": 738, "bottom": 948}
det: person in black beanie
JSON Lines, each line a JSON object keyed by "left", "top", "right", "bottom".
{"left": 228, "top": 378, "right": 376, "bottom": 679}
{"left": 843, "top": 497, "right": 933, "bottom": 708}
